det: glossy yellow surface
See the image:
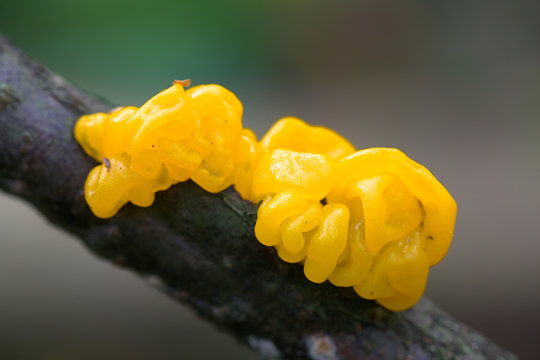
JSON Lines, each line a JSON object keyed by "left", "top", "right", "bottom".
{"left": 75, "top": 83, "right": 456, "bottom": 311}
{"left": 74, "top": 83, "right": 244, "bottom": 218}
{"left": 261, "top": 117, "right": 355, "bottom": 160}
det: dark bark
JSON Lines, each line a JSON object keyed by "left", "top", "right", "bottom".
{"left": 0, "top": 35, "right": 516, "bottom": 360}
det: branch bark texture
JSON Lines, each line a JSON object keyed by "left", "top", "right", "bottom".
{"left": 0, "top": 35, "right": 516, "bottom": 359}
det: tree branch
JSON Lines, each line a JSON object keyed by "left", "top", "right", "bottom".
{"left": 0, "top": 35, "right": 516, "bottom": 360}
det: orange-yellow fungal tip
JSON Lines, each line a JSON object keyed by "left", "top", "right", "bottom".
{"left": 173, "top": 79, "right": 192, "bottom": 87}
{"left": 75, "top": 81, "right": 456, "bottom": 312}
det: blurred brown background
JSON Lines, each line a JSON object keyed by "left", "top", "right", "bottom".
{"left": 1, "top": 1, "right": 539, "bottom": 359}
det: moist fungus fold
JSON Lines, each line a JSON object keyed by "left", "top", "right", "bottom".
{"left": 74, "top": 82, "right": 457, "bottom": 311}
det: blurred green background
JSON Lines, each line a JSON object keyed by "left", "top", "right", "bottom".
{"left": 1, "top": 0, "right": 539, "bottom": 359}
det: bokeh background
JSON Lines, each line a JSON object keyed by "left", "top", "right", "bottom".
{"left": 1, "top": 1, "right": 539, "bottom": 359}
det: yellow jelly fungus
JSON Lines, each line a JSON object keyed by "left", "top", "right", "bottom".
{"left": 304, "top": 203, "right": 350, "bottom": 283}
{"left": 74, "top": 82, "right": 457, "bottom": 311}
{"left": 231, "top": 129, "right": 262, "bottom": 200}
{"left": 260, "top": 117, "right": 355, "bottom": 160}
{"left": 328, "top": 148, "right": 457, "bottom": 266}
{"left": 251, "top": 150, "right": 337, "bottom": 202}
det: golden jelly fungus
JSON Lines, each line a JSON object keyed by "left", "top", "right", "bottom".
{"left": 75, "top": 82, "right": 457, "bottom": 311}
{"left": 260, "top": 117, "right": 355, "bottom": 160}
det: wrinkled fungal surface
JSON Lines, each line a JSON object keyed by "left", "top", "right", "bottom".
{"left": 75, "top": 84, "right": 456, "bottom": 311}
{"left": 0, "top": 35, "right": 516, "bottom": 359}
